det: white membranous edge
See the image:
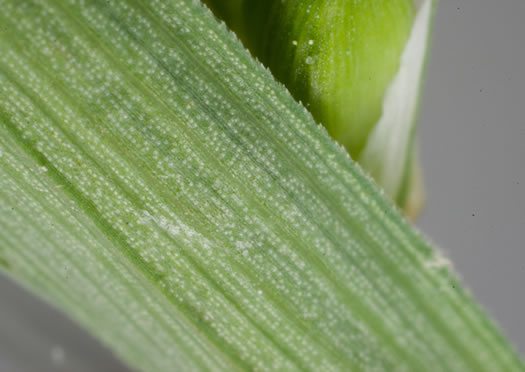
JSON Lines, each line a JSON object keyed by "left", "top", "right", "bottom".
{"left": 359, "top": 0, "right": 433, "bottom": 203}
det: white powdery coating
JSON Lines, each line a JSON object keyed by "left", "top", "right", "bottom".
{"left": 0, "top": 0, "right": 521, "bottom": 371}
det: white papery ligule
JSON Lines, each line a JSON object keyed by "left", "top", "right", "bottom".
{"left": 359, "top": 0, "right": 433, "bottom": 217}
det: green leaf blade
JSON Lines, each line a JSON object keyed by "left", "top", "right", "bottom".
{"left": 0, "top": 0, "right": 523, "bottom": 371}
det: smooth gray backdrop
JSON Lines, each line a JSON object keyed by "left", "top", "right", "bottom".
{"left": 1, "top": 0, "right": 523, "bottom": 370}
{"left": 418, "top": 0, "right": 525, "bottom": 358}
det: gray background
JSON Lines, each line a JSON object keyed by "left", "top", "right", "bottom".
{"left": 1, "top": 0, "right": 524, "bottom": 370}
{"left": 418, "top": 0, "right": 525, "bottom": 358}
